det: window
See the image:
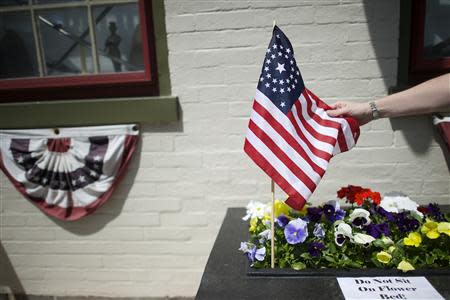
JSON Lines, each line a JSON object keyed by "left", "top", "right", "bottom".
{"left": 409, "top": 0, "right": 450, "bottom": 83}
{"left": 0, "top": 0, "right": 158, "bottom": 102}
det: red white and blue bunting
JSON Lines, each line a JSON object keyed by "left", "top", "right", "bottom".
{"left": 0, "top": 124, "right": 139, "bottom": 221}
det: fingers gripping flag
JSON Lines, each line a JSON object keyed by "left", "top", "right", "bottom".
{"left": 0, "top": 124, "right": 139, "bottom": 221}
{"left": 244, "top": 26, "right": 360, "bottom": 210}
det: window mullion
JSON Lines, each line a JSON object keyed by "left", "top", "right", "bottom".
{"left": 30, "top": 5, "right": 46, "bottom": 77}
{"left": 87, "top": 2, "right": 100, "bottom": 74}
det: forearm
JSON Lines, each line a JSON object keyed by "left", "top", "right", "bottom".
{"left": 375, "top": 73, "right": 450, "bottom": 118}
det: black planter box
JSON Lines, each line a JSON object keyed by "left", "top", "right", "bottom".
{"left": 196, "top": 208, "right": 450, "bottom": 300}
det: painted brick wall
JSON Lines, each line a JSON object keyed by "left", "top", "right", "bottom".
{"left": 1, "top": 0, "right": 449, "bottom": 298}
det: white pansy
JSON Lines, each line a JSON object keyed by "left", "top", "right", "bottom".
{"left": 380, "top": 196, "right": 423, "bottom": 217}
{"left": 258, "top": 229, "right": 272, "bottom": 241}
{"left": 335, "top": 222, "right": 353, "bottom": 238}
{"left": 353, "top": 233, "right": 376, "bottom": 245}
{"left": 334, "top": 222, "right": 353, "bottom": 246}
{"left": 349, "top": 208, "right": 371, "bottom": 228}
{"left": 243, "top": 201, "right": 270, "bottom": 221}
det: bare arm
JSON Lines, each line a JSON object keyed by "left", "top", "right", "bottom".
{"left": 327, "top": 73, "right": 450, "bottom": 125}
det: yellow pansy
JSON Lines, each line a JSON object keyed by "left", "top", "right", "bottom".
{"left": 376, "top": 251, "right": 392, "bottom": 264}
{"left": 388, "top": 246, "right": 396, "bottom": 254}
{"left": 437, "top": 222, "right": 450, "bottom": 236}
{"left": 403, "top": 232, "right": 422, "bottom": 247}
{"left": 274, "top": 199, "right": 291, "bottom": 217}
{"left": 397, "top": 260, "right": 415, "bottom": 273}
{"left": 421, "top": 220, "right": 440, "bottom": 239}
{"left": 249, "top": 217, "right": 258, "bottom": 233}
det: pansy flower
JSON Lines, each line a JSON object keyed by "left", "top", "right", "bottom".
{"left": 275, "top": 214, "right": 290, "bottom": 228}
{"left": 247, "top": 245, "right": 266, "bottom": 263}
{"left": 323, "top": 200, "right": 345, "bottom": 222}
{"left": 313, "top": 223, "right": 325, "bottom": 239}
{"left": 307, "top": 206, "right": 323, "bottom": 222}
{"left": 334, "top": 222, "right": 352, "bottom": 246}
{"left": 349, "top": 208, "right": 371, "bottom": 228}
{"left": 284, "top": 218, "right": 308, "bottom": 245}
{"left": 308, "top": 242, "right": 325, "bottom": 257}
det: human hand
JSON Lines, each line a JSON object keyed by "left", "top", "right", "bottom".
{"left": 327, "top": 101, "right": 373, "bottom": 126}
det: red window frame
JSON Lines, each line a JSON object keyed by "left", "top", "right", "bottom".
{"left": 0, "top": 0, "right": 158, "bottom": 103}
{"left": 410, "top": 0, "right": 450, "bottom": 82}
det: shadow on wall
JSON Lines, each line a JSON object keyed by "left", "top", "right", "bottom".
{"left": 0, "top": 242, "right": 28, "bottom": 300}
{"left": 363, "top": 0, "right": 449, "bottom": 167}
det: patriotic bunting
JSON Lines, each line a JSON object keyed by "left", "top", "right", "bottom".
{"left": 0, "top": 124, "right": 139, "bottom": 221}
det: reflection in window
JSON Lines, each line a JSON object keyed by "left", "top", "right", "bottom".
{"left": 423, "top": 0, "right": 450, "bottom": 59}
{"left": 38, "top": 8, "right": 94, "bottom": 76}
{"left": 94, "top": 4, "right": 144, "bottom": 73}
{"left": 0, "top": 12, "right": 39, "bottom": 79}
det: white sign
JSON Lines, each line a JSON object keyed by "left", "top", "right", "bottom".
{"left": 337, "top": 277, "right": 444, "bottom": 300}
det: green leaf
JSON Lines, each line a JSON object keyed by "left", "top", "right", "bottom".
{"left": 292, "top": 261, "right": 306, "bottom": 270}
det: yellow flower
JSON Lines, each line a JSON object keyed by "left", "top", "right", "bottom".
{"left": 421, "top": 220, "right": 440, "bottom": 239}
{"left": 298, "top": 203, "right": 309, "bottom": 216}
{"left": 249, "top": 217, "right": 258, "bottom": 233}
{"left": 376, "top": 251, "right": 392, "bottom": 264}
{"left": 388, "top": 246, "right": 396, "bottom": 253}
{"left": 397, "top": 260, "right": 415, "bottom": 273}
{"left": 437, "top": 222, "right": 450, "bottom": 236}
{"left": 403, "top": 232, "right": 422, "bottom": 247}
{"left": 274, "top": 199, "right": 291, "bottom": 217}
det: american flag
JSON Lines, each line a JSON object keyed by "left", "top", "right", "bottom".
{"left": 244, "top": 26, "right": 360, "bottom": 210}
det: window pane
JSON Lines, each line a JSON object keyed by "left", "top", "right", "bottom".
{"left": 0, "top": 0, "right": 28, "bottom": 6}
{"left": 37, "top": 7, "right": 94, "bottom": 76}
{"left": 0, "top": 11, "right": 39, "bottom": 79}
{"left": 423, "top": 0, "right": 450, "bottom": 59}
{"left": 94, "top": 3, "right": 144, "bottom": 73}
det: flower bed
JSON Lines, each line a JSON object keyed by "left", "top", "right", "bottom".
{"left": 239, "top": 186, "right": 450, "bottom": 272}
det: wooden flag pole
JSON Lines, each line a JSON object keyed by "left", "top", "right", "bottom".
{"left": 270, "top": 179, "right": 275, "bottom": 268}
{"left": 270, "top": 19, "right": 277, "bottom": 269}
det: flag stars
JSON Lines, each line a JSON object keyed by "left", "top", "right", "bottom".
{"left": 272, "top": 87, "right": 277, "bottom": 92}
{"left": 279, "top": 79, "right": 284, "bottom": 85}
{"left": 278, "top": 51, "right": 282, "bottom": 56}
{"left": 276, "top": 34, "right": 280, "bottom": 38}
{"left": 280, "top": 102, "right": 286, "bottom": 107}
{"left": 78, "top": 175, "right": 86, "bottom": 183}
{"left": 260, "top": 77, "right": 264, "bottom": 82}
{"left": 284, "top": 54, "right": 288, "bottom": 59}
{"left": 266, "top": 48, "right": 271, "bottom": 53}
{"left": 266, "top": 73, "right": 271, "bottom": 78}
{"left": 280, "top": 88, "right": 285, "bottom": 94}
{"left": 264, "top": 66, "right": 269, "bottom": 71}
{"left": 294, "top": 79, "right": 298, "bottom": 83}
{"left": 17, "top": 156, "right": 24, "bottom": 163}
{"left": 287, "top": 87, "right": 291, "bottom": 92}
{"left": 265, "top": 82, "right": 270, "bottom": 88}
{"left": 286, "top": 48, "right": 291, "bottom": 54}
{"left": 271, "top": 54, "right": 275, "bottom": 59}
{"left": 286, "top": 78, "right": 290, "bottom": 83}
{"left": 275, "top": 63, "right": 286, "bottom": 74}
{"left": 272, "top": 78, "right": 278, "bottom": 83}
{"left": 272, "top": 44, "right": 278, "bottom": 49}
{"left": 290, "top": 60, "right": 294, "bottom": 65}
{"left": 290, "top": 74, "right": 294, "bottom": 79}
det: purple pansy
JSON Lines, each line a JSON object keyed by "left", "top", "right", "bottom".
{"left": 313, "top": 223, "right": 325, "bottom": 239}
{"left": 323, "top": 201, "right": 346, "bottom": 222}
{"left": 395, "top": 212, "right": 419, "bottom": 233}
{"left": 364, "top": 223, "right": 390, "bottom": 239}
{"left": 377, "top": 206, "right": 395, "bottom": 222}
{"left": 308, "top": 242, "right": 325, "bottom": 257}
{"left": 247, "top": 245, "right": 266, "bottom": 263}
{"left": 307, "top": 207, "right": 323, "bottom": 222}
{"left": 427, "top": 203, "right": 446, "bottom": 222}
{"left": 284, "top": 218, "right": 309, "bottom": 245}
{"left": 275, "top": 214, "right": 290, "bottom": 228}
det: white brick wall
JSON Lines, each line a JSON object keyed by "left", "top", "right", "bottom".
{"left": 1, "top": 0, "right": 449, "bottom": 298}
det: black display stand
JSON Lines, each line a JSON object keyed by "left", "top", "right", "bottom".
{"left": 196, "top": 208, "right": 449, "bottom": 300}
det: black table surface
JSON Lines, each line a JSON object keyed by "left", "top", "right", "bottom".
{"left": 196, "top": 208, "right": 450, "bottom": 300}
